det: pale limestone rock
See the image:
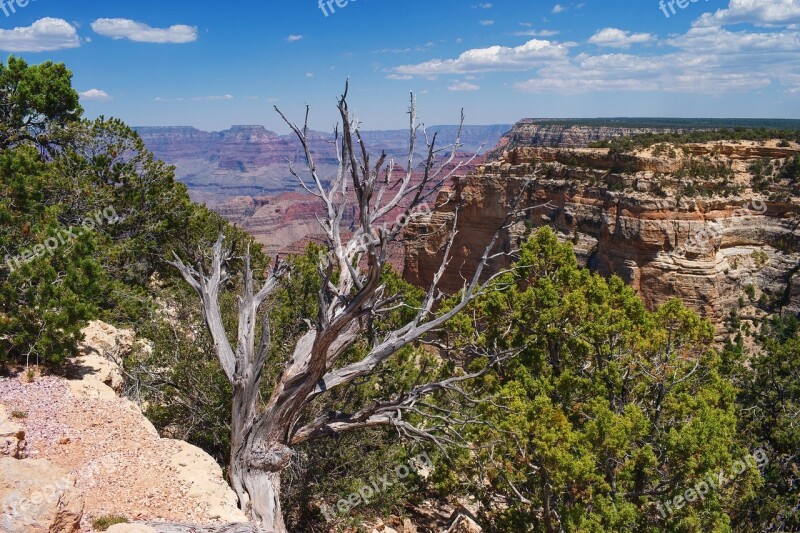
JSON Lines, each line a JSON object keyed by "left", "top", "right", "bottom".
{"left": 70, "top": 352, "right": 124, "bottom": 393}
{"left": 168, "top": 440, "right": 248, "bottom": 523}
{"left": 68, "top": 320, "right": 137, "bottom": 395}
{"left": 67, "top": 378, "right": 118, "bottom": 401}
{"left": 78, "top": 320, "right": 135, "bottom": 367}
{"left": 0, "top": 405, "right": 26, "bottom": 459}
{"left": 0, "top": 458, "right": 83, "bottom": 533}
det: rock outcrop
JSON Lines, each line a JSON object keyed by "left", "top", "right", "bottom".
{"left": 68, "top": 320, "right": 135, "bottom": 395}
{"left": 487, "top": 118, "right": 800, "bottom": 156}
{"left": 0, "top": 406, "right": 25, "bottom": 460}
{"left": 215, "top": 154, "right": 484, "bottom": 259}
{"left": 0, "top": 321, "right": 248, "bottom": 530}
{"left": 489, "top": 120, "right": 691, "bottom": 155}
{"left": 405, "top": 141, "right": 800, "bottom": 329}
{"left": 0, "top": 458, "right": 84, "bottom": 533}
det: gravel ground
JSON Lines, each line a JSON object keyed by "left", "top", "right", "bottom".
{"left": 0, "top": 374, "right": 230, "bottom": 532}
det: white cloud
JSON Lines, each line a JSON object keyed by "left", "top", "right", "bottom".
{"left": 667, "top": 24, "right": 800, "bottom": 54}
{"left": 286, "top": 34, "right": 303, "bottom": 42}
{"left": 394, "top": 39, "right": 570, "bottom": 75}
{"left": 480, "top": 19, "right": 495, "bottom": 26}
{"left": 588, "top": 28, "right": 653, "bottom": 48}
{"left": 514, "top": 29, "right": 560, "bottom": 37}
{"left": 91, "top": 18, "right": 197, "bottom": 44}
{"left": 391, "top": 0, "right": 800, "bottom": 97}
{"left": 448, "top": 81, "right": 480, "bottom": 91}
{"left": 185, "top": 95, "right": 233, "bottom": 101}
{"left": 0, "top": 18, "right": 80, "bottom": 52}
{"left": 473, "top": 2, "right": 493, "bottom": 8}
{"left": 697, "top": 0, "right": 800, "bottom": 27}
{"left": 515, "top": 39, "right": 779, "bottom": 95}
{"left": 552, "top": 4, "right": 566, "bottom": 14}
{"left": 79, "top": 89, "right": 112, "bottom": 101}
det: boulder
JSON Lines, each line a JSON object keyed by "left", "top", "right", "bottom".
{"left": 168, "top": 440, "right": 248, "bottom": 523}
{"left": 0, "top": 405, "right": 26, "bottom": 459}
{"left": 69, "top": 352, "right": 124, "bottom": 394}
{"left": 68, "top": 321, "right": 136, "bottom": 395}
{"left": 78, "top": 321, "right": 135, "bottom": 368}
{"left": 0, "top": 458, "right": 84, "bottom": 533}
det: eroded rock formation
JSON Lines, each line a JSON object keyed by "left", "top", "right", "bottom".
{"left": 405, "top": 141, "right": 800, "bottom": 328}
{"left": 486, "top": 118, "right": 800, "bottom": 156}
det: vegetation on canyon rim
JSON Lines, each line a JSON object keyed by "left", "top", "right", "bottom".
{"left": 0, "top": 57, "right": 798, "bottom": 532}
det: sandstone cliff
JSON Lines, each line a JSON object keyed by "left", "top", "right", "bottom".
{"left": 215, "top": 154, "right": 485, "bottom": 260}
{"left": 487, "top": 118, "right": 800, "bottom": 159}
{"left": 404, "top": 140, "right": 800, "bottom": 328}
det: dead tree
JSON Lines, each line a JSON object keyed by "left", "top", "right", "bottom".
{"left": 170, "top": 84, "right": 530, "bottom": 532}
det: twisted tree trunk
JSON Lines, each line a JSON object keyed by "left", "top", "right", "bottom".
{"left": 171, "top": 85, "right": 530, "bottom": 531}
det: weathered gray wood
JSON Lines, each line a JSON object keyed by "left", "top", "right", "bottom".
{"left": 170, "top": 84, "right": 531, "bottom": 532}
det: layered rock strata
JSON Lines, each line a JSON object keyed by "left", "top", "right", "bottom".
{"left": 404, "top": 141, "right": 800, "bottom": 327}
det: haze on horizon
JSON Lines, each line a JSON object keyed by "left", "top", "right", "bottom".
{"left": 0, "top": 0, "right": 798, "bottom": 132}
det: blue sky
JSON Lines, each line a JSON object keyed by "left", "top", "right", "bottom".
{"left": 0, "top": 0, "right": 798, "bottom": 131}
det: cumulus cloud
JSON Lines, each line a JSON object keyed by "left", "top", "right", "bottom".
{"left": 697, "top": 0, "right": 800, "bottom": 27}
{"left": 515, "top": 33, "right": 782, "bottom": 95}
{"left": 79, "top": 89, "right": 112, "bottom": 101}
{"left": 448, "top": 81, "right": 480, "bottom": 91}
{"left": 286, "top": 34, "right": 303, "bottom": 42}
{"left": 668, "top": 23, "right": 800, "bottom": 54}
{"left": 552, "top": 4, "right": 566, "bottom": 14}
{"left": 588, "top": 28, "right": 653, "bottom": 48}
{"left": 394, "top": 39, "right": 570, "bottom": 75}
{"left": 0, "top": 18, "right": 80, "bottom": 52}
{"left": 391, "top": 0, "right": 800, "bottom": 96}
{"left": 91, "top": 18, "right": 197, "bottom": 44}
{"left": 480, "top": 19, "right": 495, "bottom": 26}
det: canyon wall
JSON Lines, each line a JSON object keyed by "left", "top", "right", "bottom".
{"left": 404, "top": 141, "right": 800, "bottom": 327}
{"left": 488, "top": 118, "right": 800, "bottom": 155}
{"left": 489, "top": 121, "right": 689, "bottom": 155}
{"left": 137, "top": 124, "right": 510, "bottom": 203}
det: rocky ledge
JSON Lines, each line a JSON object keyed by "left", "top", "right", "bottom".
{"left": 0, "top": 321, "right": 247, "bottom": 533}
